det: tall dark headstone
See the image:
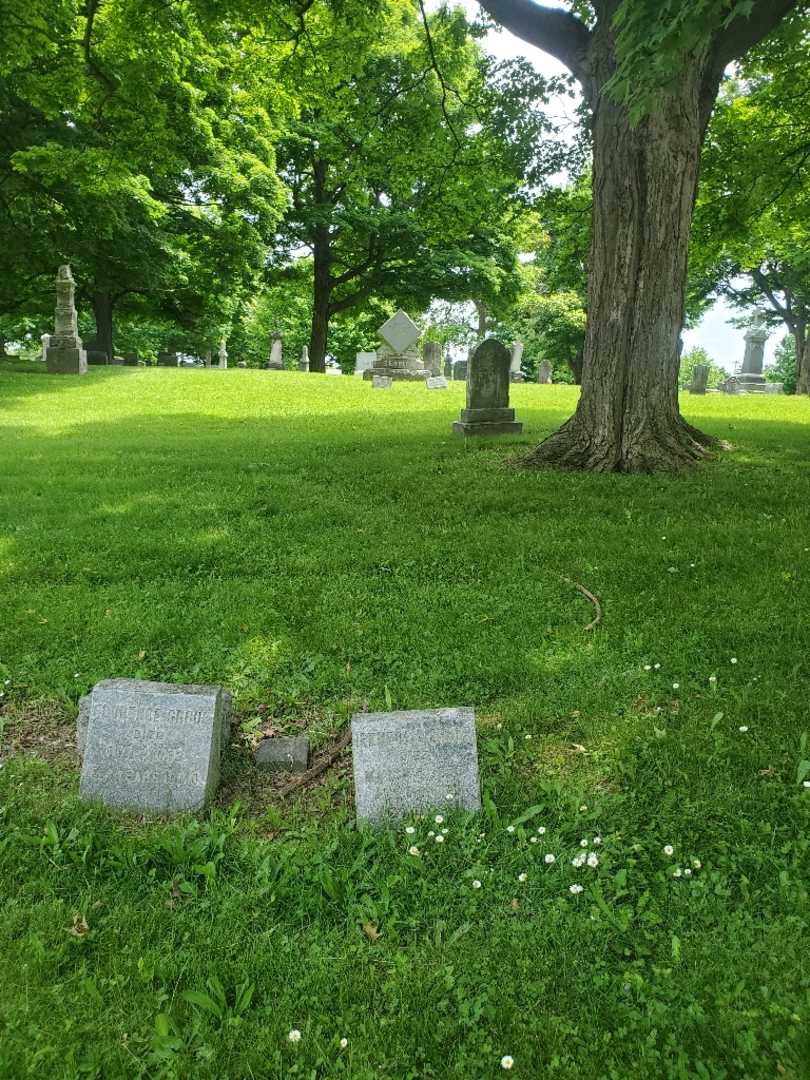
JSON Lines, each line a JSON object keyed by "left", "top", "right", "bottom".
{"left": 689, "top": 364, "right": 708, "bottom": 394}
{"left": 452, "top": 339, "right": 522, "bottom": 437}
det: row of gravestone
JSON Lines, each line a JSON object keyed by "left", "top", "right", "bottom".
{"left": 77, "top": 679, "right": 480, "bottom": 824}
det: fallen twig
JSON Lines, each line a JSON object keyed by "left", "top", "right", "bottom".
{"left": 562, "top": 576, "right": 603, "bottom": 631}
{"left": 276, "top": 727, "right": 352, "bottom": 799}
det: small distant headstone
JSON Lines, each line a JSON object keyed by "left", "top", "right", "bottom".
{"left": 689, "top": 364, "right": 708, "bottom": 394}
{"left": 452, "top": 338, "right": 523, "bottom": 437}
{"left": 426, "top": 375, "right": 448, "bottom": 390}
{"left": 40, "top": 333, "right": 51, "bottom": 361}
{"left": 78, "top": 679, "right": 232, "bottom": 814}
{"left": 423, "top": 340, "right": 442, "bottom": 376}
{"left": 299, "top": 345, "right": 309, "bottom": 372}
{"left": 452, "top": 359, "right": 467, "bottom": 381}
{"left": 364, "top": 310, "right": 427, "bottom": 381}
{"left": 372, "top": 374, "right": 393, "bottom": 389}
{"left": 509, "top": 340, "right": 524, "bottom": 382}
{"left": 254, "top": 736, "right": 310, "bottom": 773}
{"left": 443, "top": 356, "right": 452, "bottom": 379}
{"left": 218, "top": 340, "right": 228, "bottom": 369}
{"left": 157, "top": 351, "right": 177, "bottom": 367}
{"left": 537, "top": 360, "right": 552, "bottom": 385}
{"left": 123, "top": 352, "right": 140, "bottom": 367}
{"left": 237, "top": 361, "right": 247, "bottom": 368}
{"left": 351, "top": 707, "right": 481, "bottom": 823}
{"left": 355, "top": 351, "right": 376, "bottom": 377}
{"left": 45, "top": 266, "right": 87, "bottom": 375}
{"left": 267, "top": 330, "right": 283, "bottom": 370}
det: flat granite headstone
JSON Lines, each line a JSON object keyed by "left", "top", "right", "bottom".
{"left": 452, "top": 338, "right": 522, "bottom": 436}
{"left": 79, "top": 679, "right": 232, "bottom": 814}
{"left": 426, "top": 375, "right": 448, "bottom": 389}
{"left": 372, "top": 374, "right": 393, "bottom": 389}
{"left": 254, "top": 736, "right": 310, "bottom": 773}
{"left": 351, "top": 707, "right": 481, "bottom": 823}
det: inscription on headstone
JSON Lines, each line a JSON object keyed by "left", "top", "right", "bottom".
{"left": 426, "top": 375, "right": 448, "bottom": 389}
{"left": 352, "top": 707, "right": 481, "bottom": 822}
{"left": 79, "top": 679, "right": 231, "bottom": 814}
{"left": 372, "top": 374, "right": 393, "bottom": 389}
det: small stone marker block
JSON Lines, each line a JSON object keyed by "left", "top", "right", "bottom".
{"left": 372, "top": 374, "right": 393, "bottom": 389}
{"left": 351, "top": 707, "right": 481, "bottom": 823}
{"left": 79, "top": 679, "right": 231, "bottom": 814}
{"left": 254, "top": 736, "right": 310, "bottom": 773}
{"left": 426, "top": 375, "right": 448, "bottom": 389}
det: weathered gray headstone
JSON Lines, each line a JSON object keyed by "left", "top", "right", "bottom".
{"left": 351, "top": 707, "right": 481, "bottom": 822}
{"left": 299, "top": 344, "right": 309, "bottom": 372}
{"left": 372, "top": 374, "right": 393, "bottom": 389}
{"left": 157, "top": 351, "right": 177, "bottom": 367}
{"left": 45, "top": 266, "right": 87, "bottom": 375}
{"left": 452, "top": 339, "right": 523, "bottom": 437}
{"left": 452, "top": 359, "right": 467, "bottom": 381}
{"left": 254, "top": 736, "right": 310, "bottom": 773}
{"left": 423, "top": 340, "right": 442, "bottom": 376}
{"left": 123, "top": 352, "right": 140, "bottom": 366}
{"left": 355, "top": 351, "right": 376, "bottom": 377}
{"left": 78, "top": 679, "right": 232, "bottom": 814}
{"left": 724, "top": 327, "right": 770, "bottom": 392}
{"left": 40, "top": 333, "right": 50, "bottom": 361}
{"left": 218, "top": 340, "right": 228, "bottom": 369}
{"left": 537, "top": 360, "right": 552, "bottom": 385}
{"left": 689, "top": 363, "right": 708, "bottom": 394}
{"left": 426, "top": 375, "right": 448, "bottom": 389}
{"left": 443, "top": 356, "right": 452, "bottom": 379}
{"left": 267, "top": 330, "right": 283, "bottom": 370}
{"left": 509, "top": 340, "right": 524, "bottom": 382}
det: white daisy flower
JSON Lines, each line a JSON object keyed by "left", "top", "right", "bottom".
{"left": 672, "top": 683, "right": 679, "bottom": 690}
{"left": 691, "top": 858, "right": 702, "bottom": 869}
{"left": 287, "top": 1029, "right": 302, "bottom": 1043}
{"left": 580, "top": 838, "right": 588, "bottom": 848}
{"left": 544, "top": 853, "right": 556, "bottom": 864}
{"left": 441, "top": 828, "right": 448, "bottom": 835}
{"left": 434, "top": 834, "right": 444, "bottom": 844}
{"left": 587, "top": 853, "right": 599, "bottom": 868}
{"left": 579, "top": 804, "right": 588, "bottom": 812}
{"left": 471, "top": 879, "right": 482, "bottom": 889}
{"left": 684, "top": 868, "right": 692, "bottom": 877}
{"left": 654, "top": 663, "right": 661, "bottom": 670}
{"left": 709, "top": 675, "right": 717, "bottom": 683}
{"left": 663, "top": 845, "right": 674, "bottom": 856}
{"left": 529, "top": 836, "right": 538, "bottom": 844}
{"left": 569, "top": 884, "right": 584, "bottom": 894}
{"left": 537, "top": 826, "right": 546, "bottom": 835}
{"left": 572, "top": 854, "right": 586, "bottom": 868}
{"left": 506, "top": 825, "right": 515, "bottom": 833}
{"left": 593, "top": 836, "right": 602, "bottom": 845}
{"left": 339, "top": 1038, "right": 348, "bottom": 1049}
{"left": 517, "top": 872, "right": 527, "bottom": 882}
{"left": 408, "top": 845, "right": 420, "bottom": 856}
{"left": 644, "top": 664, "right": 652, "bottom": 671}
{"left": 738, "top": 725, "right": 749, "bottom": 733}
{"left": 803, "top": 781, "right": 810, "bottom": 789}
{"left": 434, "top": 815, "right": 444, "bottom": 824}
{"left": 405, "top": 826, "right": 415, "bottom": 835}
{"left": 673, "top": 868, "right": 683, "bottom": 878}
{"left": 501, "top": 1056, "right": 514, "bottom": 1070}
{"left": 730, "top": 657, "right": 738, "bottom": 664}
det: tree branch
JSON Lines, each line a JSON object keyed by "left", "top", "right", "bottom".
{"left": 477, "top": 0, "right": 591, "bottom": 86}
{"left": 712, "top": 0, "right": 799, "bottom": 75}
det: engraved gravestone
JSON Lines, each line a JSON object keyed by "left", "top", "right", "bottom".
{"left": 355, "top": 351, "right": 376, "bottom": 377}
{"left": 351, "top": 707, "right": 481, "bottom": 822}
{"left": 689, "top": 363, "right": 708, "bottom": 394}
{"left": 372, "top": 374, "right": 393, "bottom": 389}
{"left": 79, "top": 679, "right": 231, "bottom": 813}
{"left": 426, "top": 375, "right": 448, "bottom": 389}
{"left": 452, "top": 338, "right": 522, "bottom": 436}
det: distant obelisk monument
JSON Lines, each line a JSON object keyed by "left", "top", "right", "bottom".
{"left": 45, "top": 266, "right": 87, "bottom": 375}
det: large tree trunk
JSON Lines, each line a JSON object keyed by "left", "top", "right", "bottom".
{"left": 92, "top": 289, "right": 114, "bottom": 362}
{"left": 307, "top": 160, "right": 330, "bottom": 373}
{"left": 526, "top": 54, "right": 717, "bottom": 472}
{"left": 794, "top": 316, "right": 808, "bottom": 395}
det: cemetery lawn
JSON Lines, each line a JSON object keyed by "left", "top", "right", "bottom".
{"left": 2, "top": 367, "right": 810, "bottom": 1079}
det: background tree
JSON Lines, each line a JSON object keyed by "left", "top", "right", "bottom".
{"left": 272, "top": 0, "right": 567, "bottom": 371}
{"left": 479, "top": 0, "right": 798, "bottom": 471}
{"left": 693, "top": 17, "right": 810, "bottom": 394}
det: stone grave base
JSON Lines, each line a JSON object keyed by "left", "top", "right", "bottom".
{"left": 453, "top": 406, "right": 522, "bottom": 437}
{"left": 46, "top": 346, "right": 87, "bottom": 375}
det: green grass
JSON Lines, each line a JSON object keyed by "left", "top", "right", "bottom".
{"left": 1, "top": 368, "right": 810, "bottom": 1078}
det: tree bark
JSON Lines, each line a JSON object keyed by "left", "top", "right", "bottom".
{"left": 795, "top": 316, "right": 808, "bottom": 395}
{"left": 307, "top": 159, "right": 330, "bottom": 373}
{"left": 525, "top": 36, "right": 718, "bottom": 471}
{"left": 92, "top": 289, "right": 114, "bottom": 362}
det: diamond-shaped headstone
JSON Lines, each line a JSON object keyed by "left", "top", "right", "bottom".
{"left": 378, "top": 310, "right": 419, "bottom": 354}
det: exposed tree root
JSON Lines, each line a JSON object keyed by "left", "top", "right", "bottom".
{"left": 276, "top": 727, "right": 352, "bottom": 799}
{"left": 521, "top": 413, "right": 720, "bottom": 474}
